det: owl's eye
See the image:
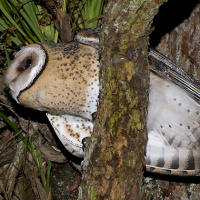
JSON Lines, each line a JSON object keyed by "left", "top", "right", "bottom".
{"left": 25, "top": 58, "right": 32, "bottom": 69}
{"left": 17, "top": 58, "right": 32, "bottom": 72}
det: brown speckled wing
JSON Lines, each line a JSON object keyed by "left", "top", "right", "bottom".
{"left": 46, "top": 113, "right": 93, "bottom": 158}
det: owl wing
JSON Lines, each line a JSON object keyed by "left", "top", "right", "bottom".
{"left": 46, "top": 113, "right": 93, "bottom": 158}
{"left": 147, "top": 49, "right": 200, "bottom": 175}
{"left": 75, "top": 28, "right": 100, "bottom": 49}
{"left": 149, "top": 48, "right": 200, "bottom": 101}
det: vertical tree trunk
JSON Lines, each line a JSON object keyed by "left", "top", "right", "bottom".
{"left": 78, "top": 0, "right": 166, "bottom": 199}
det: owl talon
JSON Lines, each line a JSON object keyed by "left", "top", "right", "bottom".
{"left": 82, "top": 137, "right": 91, "bottom": 152}
{"left": 92, "top": 112, "right": 97, "bottom": 121}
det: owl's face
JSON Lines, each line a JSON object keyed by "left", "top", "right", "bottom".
{"left": 5, "top": 45, "right": 46, "bottom": 104}
{"left": 5, "top": 42, "right": 99, "bottom": 121}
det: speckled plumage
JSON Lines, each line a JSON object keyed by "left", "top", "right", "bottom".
{"left": 146, "top": 73, "right": 200, "bottom": 175}
{"left": 5, "top": 40, "right": 99, "bottom": 157}
{"left": 5, "top": 29, "right": 200, "bottom": 175}
{"left": 46, "top": 113, "right": 93, "bottom": 157}
{"left": 6, "top": 42, "right": 99, "bottom": 121}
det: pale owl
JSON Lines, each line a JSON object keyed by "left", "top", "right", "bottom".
{"left": 5, "top": 28, "right": 200, "bottom": 176}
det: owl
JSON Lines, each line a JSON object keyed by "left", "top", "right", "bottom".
{"left": 5, "top": 28, "right": 200, "bottom": 176}
{"left": 5, "top": 36, "right": 100, "bottom": 157}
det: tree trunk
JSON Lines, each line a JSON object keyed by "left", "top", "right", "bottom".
{"left": 78, "top": 0, "right": 166, "bottom": 199}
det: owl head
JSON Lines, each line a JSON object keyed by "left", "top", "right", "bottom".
{"left": 5, "top": 41, "right": 99, "bottom": 121}
{"left": 5, "top": 44, "right": 46, "bottom": 104}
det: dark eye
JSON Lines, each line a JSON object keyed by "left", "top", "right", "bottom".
{"left": 17, "top": 58, "right": 32, "bottom": 72}
{"left": 25, "top": 58, "right": 32, "bottom": 69}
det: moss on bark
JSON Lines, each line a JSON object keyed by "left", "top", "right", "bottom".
{"left": 78, "top": 0, "right": 166, "bottom": 199}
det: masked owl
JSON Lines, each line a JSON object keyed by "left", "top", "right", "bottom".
{"left": 5, "top": 28, "right": 200, "bottom": 176}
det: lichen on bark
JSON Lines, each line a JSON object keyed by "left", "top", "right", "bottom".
{"left": 78, "top": 0, "right": 166, "bottom": 199}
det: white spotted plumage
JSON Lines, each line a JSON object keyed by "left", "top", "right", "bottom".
{"left": 146, "top": 73, "right": 200, "bottom": 174}
{"left": 46, "top": 113, "right": 93, "bottom": 157}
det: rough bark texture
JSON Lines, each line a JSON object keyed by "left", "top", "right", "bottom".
{"left": 157, "top": 1, "right": 200, "bottom": 81}
{"left": 78, "top": 0, "right": 166, "bottom": 199}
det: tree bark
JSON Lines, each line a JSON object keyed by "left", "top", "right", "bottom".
{"left": 78, "top": 0, "right": 166, "bottom": 199}
{"left": 157, "top": 1, "right": 200, "bottom": 80}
